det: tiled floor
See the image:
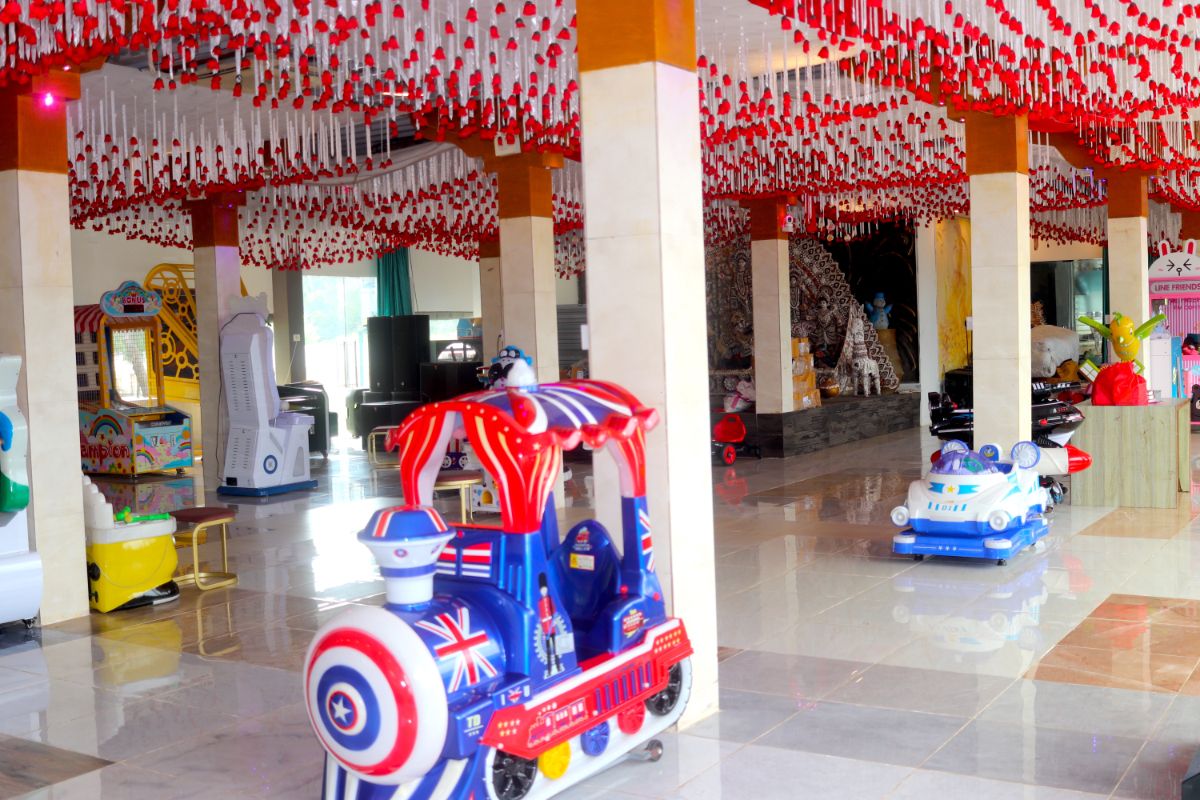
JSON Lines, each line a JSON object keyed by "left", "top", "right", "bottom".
{"left": 2, "top": 428, "right": 1200, "bottom": 798}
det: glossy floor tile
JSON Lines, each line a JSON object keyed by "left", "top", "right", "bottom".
{"left": 0, "top": 428, "right": 1196, "bottom": 798}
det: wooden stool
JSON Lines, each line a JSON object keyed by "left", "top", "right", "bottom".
{"left": 434, "top": 470, "right": 483, "bottom": 524}
{"left": 170, "top": 506, "right": 238, "bottom": 591}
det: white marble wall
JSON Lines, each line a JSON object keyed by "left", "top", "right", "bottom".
{"left": 194, "top": 244, "right": 242, "bottom": 489}
{"left": 751, "top": 238, "right": 793, "bottom": 414}
{"left": 1107, "top": 215, "right": 1151, "bottom": 324}
{"left": 970, "top": 172, "right": 1032, "bottom": 447}
{"left": 581, "top": 60, "right": 718, "bottom": 724}
{"left": 479, "top": 254, "right": 503, "bottom": 362}
{"left": 915, "top": 223, "right": 939, "bottom": 426}
{"left": 0, "top": 170, "right": 88, "bottom": 623}
{"left": 498, "top": 216, "right": 559, "bottom": 382}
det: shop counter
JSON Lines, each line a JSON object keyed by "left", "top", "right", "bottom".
{"left": 1071, "top": 399, "right": 1190, "bottom": 508}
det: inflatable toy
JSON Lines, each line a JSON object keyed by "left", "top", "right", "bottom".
{"left": 305, "top": 379, "right": 693, "bottom": 800}
{"left": 891, "top": 440, "right": 1052, "bottom": 565}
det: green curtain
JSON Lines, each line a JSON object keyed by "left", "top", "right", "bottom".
{"left": 377, "top": 248, "right": 413, "bottom": 316}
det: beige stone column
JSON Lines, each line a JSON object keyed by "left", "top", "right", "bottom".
{"left": 1105, "top": 172, "right": 1151, "bottom": 324}
{"left": 478, "top": 239, "right": 504, "bottom": 361}
{"left": 747, "top": 199, "right": 794, "bottom": 415}
{"left": 487, "top": 154, "right": 561, "bottom": 382}
{"left": 0, "top": 72, "right": 89, "bottom": 623}
{"left": 966, "top": 112, "right": 1031, "bottom": 447}
{"left": 187, "top": 195, "right": 244, "bottom": 490}
{"left": 578, "top": 0, "right": 718, "bottom": 724}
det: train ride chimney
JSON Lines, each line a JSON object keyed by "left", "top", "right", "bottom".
{"left": 358, "top": 506, "right": 455, "bottom": 608}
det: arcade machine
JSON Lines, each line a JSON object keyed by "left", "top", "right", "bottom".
{"left": 81, "top": 475, "right": 179, "bottom": 612}
{"left": 0, "top": 355, "right": 42, "bottom": 627}
{"left": 217, "top": 294, "right": 318, "bottom": 496}
{"left": 79, "top": 281, "right": 193, "bottom": 476}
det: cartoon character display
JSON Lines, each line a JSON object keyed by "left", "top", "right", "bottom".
{"left": 891, "top": 440, "right": 1054, "bottom": 565}
{"left": 304, "top": 379, "right": 693, "bottom": 800}
{"left": 0, "top": 355, "right": 41, "bottom": 627}
{"left": 1078, "top": 312, "right": 1166, "bottom": 374}
{"left": 485, "top": 345, "right": 537, "bottom": 389}
{"left": 864, "top": 292, "right": 893, "bottom": 330}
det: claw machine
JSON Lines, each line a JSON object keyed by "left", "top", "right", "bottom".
{"left": 78, "top": 281, "right": 193, "bottom": 476}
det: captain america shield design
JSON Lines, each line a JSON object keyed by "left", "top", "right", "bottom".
{"left": 306, "top": 627, "right": 419, "bottom": 778}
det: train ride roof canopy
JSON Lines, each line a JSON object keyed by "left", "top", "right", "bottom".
{"left": 386, "top": 380, "right": 658, "bottom": 534}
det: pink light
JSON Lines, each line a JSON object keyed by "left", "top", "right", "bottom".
{"left": 41, "top": 93, "right": 54, "bottom": 108}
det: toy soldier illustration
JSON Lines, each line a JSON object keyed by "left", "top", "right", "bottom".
{"left": 537, "top": 573, "right": 563, "bottom": 676}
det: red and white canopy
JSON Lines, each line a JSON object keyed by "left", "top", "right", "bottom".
{"left": 387, "top": 380, "right": 659, "bottom": 534}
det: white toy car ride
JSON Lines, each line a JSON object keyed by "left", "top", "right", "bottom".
{"left": 891, "top": 440, "right": 1051, "bottom": 564}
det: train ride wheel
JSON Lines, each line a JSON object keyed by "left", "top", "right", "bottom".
{"left": 721, "top": 445, "right": 737, "bottom": 466}
{"left": 617, "top": 701, "right": 645, "bottom": 734}
{"left": 538, "top": 741, "right": 571, "bottom": 780}
{"left": 646, "top": 663, "right": 686, "bottom": 716}
{"left": 492, "top": 751, "right": 539, "bottom": 800}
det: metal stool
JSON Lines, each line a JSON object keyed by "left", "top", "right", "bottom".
{"left": 434, "top": 470, "right": 483, "bottom": 524}
{"left": 169, "top": 506, "right": 238, "bottom": 591}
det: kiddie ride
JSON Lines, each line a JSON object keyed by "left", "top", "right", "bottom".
{"left": 0, "top": 355, "right": 42, "bottom": 627}
{"left": 217, "top": 294, "right": 318, "bottom": 497}
{"left": 891, "top": 441, "right": 1076, "bottom": 565}
{"left": 305, "top": 379, "right": 692, "bottom": 800}
{"left": 79, "top": 281, "right": 193, "bottom": 476}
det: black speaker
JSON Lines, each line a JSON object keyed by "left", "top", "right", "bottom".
{"left": 420, "top": 361, "right": 483, "bottom": 402}
{"left": 392, "top": 315, "right": 431, "bottom": 397}
{"left": 367, "top": 317, "right": 395, "bottom": 394}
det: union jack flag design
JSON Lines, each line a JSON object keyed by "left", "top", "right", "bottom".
{"left": 436, "top": 542, "right": 494, "bottom": 578}
{"left": 415, "top": 607, "right": 499, "bottom": 693}
{"left": 639, "top": 509, "right": 654, "bottom": 571}
{"left": 367, "top": 506, "right": 448, "bottom": 540}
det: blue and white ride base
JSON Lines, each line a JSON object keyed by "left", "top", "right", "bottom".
{"left": 218, "top": 478, "right": 318, "bottom": 497}
{"left": 893, "top": 517, "right": 1049, "bottom": 565}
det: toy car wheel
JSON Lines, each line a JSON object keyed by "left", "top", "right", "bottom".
{"left": 647, "top": 662, "right": 686, "bottom": 717}
{"left": 721, "top": 445, "right": 737, "bottom": 466}
{"left": 987, "top": 510, "right": 1010, "bottom": 532}
{"left": 890, "top": 506, "right": 910, "bottom": 527}
{"left": 492, "top": 752, "right": 539, "bottom": 800}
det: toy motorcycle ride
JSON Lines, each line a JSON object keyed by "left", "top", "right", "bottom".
{"left": 927, "top": 381, "right": 1090, "bottom": 507}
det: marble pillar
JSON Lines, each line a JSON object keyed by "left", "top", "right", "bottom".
{"left": 498, "top": 216, "right": 559, "bottom": 382}
{"left": 1106, "top": 172, "right": 1151, "bottom": 324}
{"left": 748, "top": 200, "right": 793, "bottom": 415}
{"left": 187, "top": 196, "right": 244, "bottom": 490}
{"left": 578, "top": 0, "right": 718, "bottom": 724}
{"left": 0, "top": 72, "right": 89, "bottom": 623}
{"left": 915, "top": 223, "right": 939, "bottom": 426}
{"left": 966, "top": 113, "right": 1031, "bottom": 447}
{"left": 478, "top": 239, "right": 503, "bottom": 361}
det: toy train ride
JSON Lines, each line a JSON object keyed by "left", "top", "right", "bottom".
{"left": 305, "top": 379, "right": 693, "bottom": 800}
